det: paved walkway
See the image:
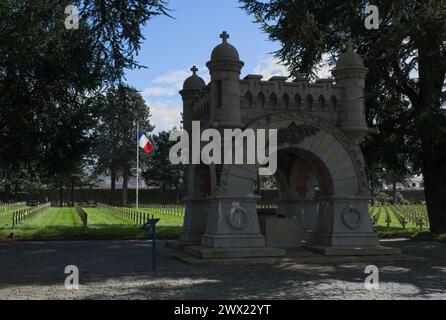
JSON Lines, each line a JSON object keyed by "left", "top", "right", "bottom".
{"left": 0, "top": 239, "right": 445, "bottom": 299}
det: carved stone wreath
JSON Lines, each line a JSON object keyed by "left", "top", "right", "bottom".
{"left": 341, "top": 205, "right": 362, "bottom": 230}
{"left": 226, "top": 206, "right": 249, "bottom": 230}
{"left": 277, "top": 122, "right": 320, "bottom": 146}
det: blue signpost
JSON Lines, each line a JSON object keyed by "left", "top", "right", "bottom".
{"left": 142, "top": 215, "right": 160, "bottom": 271}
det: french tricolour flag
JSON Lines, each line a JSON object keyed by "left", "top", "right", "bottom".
{"left": 138, "top": 131, "right": 154, "bottom": 154}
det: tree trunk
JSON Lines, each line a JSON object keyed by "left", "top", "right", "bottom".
{"left": 110, "top": 166, "right": 116, "bottom": 204}
{"left": 422, "top": 155, "right": 446, "bottom": 233}
{"left": 59, "top": 185, "right": 63, "bottom": 207}
{"left": 416, "top": 48, "right": 446, "bottom": 233}
{"left": 122, "top": 168, "right": 128, "bottom": 206}
{"left": 110, "top": 167, "right": 116, "bottom": 191}
{"left": 176, "top": 188, "right": 180, "bottom": 204}
{"left": 70, "top": 181, "right": 75, "bottom": 205}
{"left": 4, "top": 181, "right": 11, "bottom": 203}
{"left": 392, "top": 181, "right": 397, "bottom": 205}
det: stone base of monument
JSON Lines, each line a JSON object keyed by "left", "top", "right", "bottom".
{"left": 305, "top": 244, "right": 401, "bottom": 256}
{"left": 182, "top": 245, "right": 286, "bottom": 259}
{"left": 259, "top": 216, "right": 302, "bottom": 248}
{"left": 201, "top": 233, "right": 267, "bottom": 248}
{"left": 166, "top": 239, "right": 197, "bottom": 251}
{"left": 178, "top": 231, "right": 204, "bottom": 243}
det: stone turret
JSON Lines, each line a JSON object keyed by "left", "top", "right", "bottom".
{"left": 332, "top": 39, "right": 369, "bottom": 145}
{"left": 207, "top": 31, "right": 244, "bottom": 128}
{"left": 180, "top": 66, "right": 206, "bottom": 134}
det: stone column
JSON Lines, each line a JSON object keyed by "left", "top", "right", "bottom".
{"left": 179, "top": 197, "right": 209, "bottom": 243}
{"left": 201, "top": 194, "right": 266, "bottom": 248}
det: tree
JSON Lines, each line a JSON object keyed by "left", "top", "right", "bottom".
{"left": 240, "top": 0, "right": 446, "bottom": 232}
{"left": 395, "top": 192, "right": 404, "bottom": 204}
{"left": 0, "top": 0, "right": 169, "bottom": 202}
{"left": 362, "top": 91, "right": 413, "bottom": 204}
{"left": 378, "top": 192, "right": 391, "bottom": 205}
{"left": 141, "top": 130, "right": 184, "bottom": 203}
{"left": 95, "top": 85, "right": 153, "bottom": 205}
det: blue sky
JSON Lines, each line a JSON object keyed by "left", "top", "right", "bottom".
{"left": 125, "top": 0, "right": 332, "bottom": 133}
{"left": 124, "top": 0, "right": 292, "bottom": 133}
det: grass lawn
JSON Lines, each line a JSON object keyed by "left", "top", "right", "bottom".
{"left": 81, "top": 207, "right": 183, "bottom": 239}
{"left": 0, "top": 207, "right": 183, "bottom": 240}
{"left": 0, "top": 204, "right": 442, "bottom": 241}
{"left": 0, "top": 206, "right": 28, "bottom": 229}
{"left": 370, "top": 206, "right": 429, "bottom": 238}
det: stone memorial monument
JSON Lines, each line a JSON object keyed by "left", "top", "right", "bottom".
{"left": 167, "top": 32, "right": 399, "bottom": 258}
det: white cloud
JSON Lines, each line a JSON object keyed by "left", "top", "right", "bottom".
{"left": 146, "top": 99, "right": 182, "bottom": 133}
{"left": 315, "top": 53, "right": 334, "bottom": 79}
{"left": 142, "top": 86, "right": 178, "bottom": 97}
{"left": 141, "top": 67, "right": 211, "bottom": 132}
{"left": 153, "top": 70, "right": 192, "bottom": 86}
{"left": 253, "top": 56, "right": 289, "bottom": 80}
{"left": 252, "top": 55, "right": 334, "bottom": 80}
{"left": 142, "top": 67, "right": 210, "bottom": 99}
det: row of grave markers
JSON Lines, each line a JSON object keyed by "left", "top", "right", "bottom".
{"left": 369, "top": 204, "right": 429, "bottom": 230}
{"left": 97, "top": 203, "right": 151, "bottom": 225}
{"left": 1, "top": 202, "right": 26, "bottom": 213}
{"left": 12, "top": 202, "right": 51, "bottom": 228}
{"left": 74, "top": 204, "right": 88, "bottom": 227}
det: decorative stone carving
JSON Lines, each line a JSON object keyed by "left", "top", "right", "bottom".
{"left": 277, "top": 122, "right": 319, "bottom": 146}
{"left": 226, "top": 204, "right": 249, "bottom": 230}
{"left": 341, "top": 204, "right": 362, "bottom": 230}
{"left": 245, "top": 112, "right": 369, "bottom": 196}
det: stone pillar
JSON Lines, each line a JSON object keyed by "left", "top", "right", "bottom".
{"left": 179, "top": 197, "right": 208, "bottom": 243}
{"left": 206, "top": 31, "right": 244, "bottom": 129}
{"left": 332, "top": 40, "right": 370, "bottom": 146}
{"left": 309, "top": 197, "right": 379, "bottom": 247}
{"left": 177, "top": 67, "right": 207, "bottom": 244}
{"left": 201, "top": 195, "right": 266, "bottom": 248}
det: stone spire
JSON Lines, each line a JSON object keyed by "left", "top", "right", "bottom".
{"left": 335, "top": 38, "right": 364, "bottom": 68}
{"left": 346, "top": 38, "right": 353, "bottom": 52}
{"left": 207, "top": 31, "right": 245, "bottom": 128}
{"left": 182, "top": 66, "right": 206, "bottom": 91}
{"left": 332, "top": 38, "right": 370, "bottom": 145}
{"left": 210, "top": 31, "right": 240, "bottom": 61}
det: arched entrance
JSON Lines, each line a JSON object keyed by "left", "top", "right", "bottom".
{"left": 273, "top": 147, "right": 334, "bottom": 242}
{"left": 215, "top": 112, "right": 378, "bottom": 249}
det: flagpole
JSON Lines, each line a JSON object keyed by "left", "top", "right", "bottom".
{"left": 136, "top": 121, "right": 139, "bottom": 210}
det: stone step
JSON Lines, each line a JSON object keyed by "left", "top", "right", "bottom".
{"left": 183, "top": 245, "right": 286, "bottom": 259}
{"left": 165, "top": 240, "right": 196, "bottom": 250}
{"left": 305, "top": 245, "right": 401, "bottom": 256}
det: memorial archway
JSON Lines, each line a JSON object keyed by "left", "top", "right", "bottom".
{"left": 218, "top": 112, "right": 377, "bottom": 247}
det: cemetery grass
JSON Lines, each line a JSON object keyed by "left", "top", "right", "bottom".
{"left": 1, "top": 204, "right": 443, "bottom": 241}
{"left": 0, "top": 207, "right": 182, "bottom": 240}
{"left": 370, "top": 206, "right": 432, "bottom": 238}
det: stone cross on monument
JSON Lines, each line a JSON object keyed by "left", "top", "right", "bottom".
{"left": 346, "top": 38, "right": 353, "bottom": 52}
{"left": 220, "top": 31, "right": 229, "bottom": 43}
{"left": 191, "top": 66, "right": 198, "bottom": 74}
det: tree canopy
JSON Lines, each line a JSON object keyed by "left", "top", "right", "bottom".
{"left": 240, "top": 0, "right": 446, "bottom": 231}
{"left": 94, "top": 85, "right": 153, "bottom": 205}
{"left": 0, "top": 0, "right": 168, "bottom": 201}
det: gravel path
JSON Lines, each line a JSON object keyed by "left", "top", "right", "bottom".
{"left": 0, "top": 239, "right": 445, "bottom": 299}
